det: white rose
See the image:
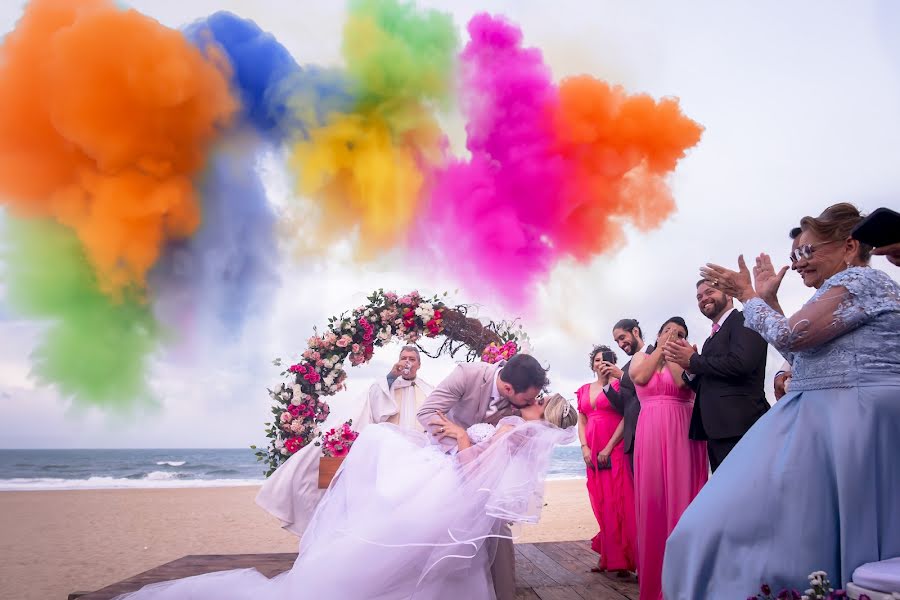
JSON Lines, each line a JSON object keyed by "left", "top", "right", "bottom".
{"left": 280, "top": 448, "right": 289, "bottom": 455}
{"left": 315, "top": 383, "right": 322, "bottom": 391}
{"left": 274, "top": 439, "right": 284, "bottom": 449}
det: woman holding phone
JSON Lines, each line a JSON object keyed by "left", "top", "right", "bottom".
{"left": 576, "top": 345, "right": 637, "bottom": 575}
{"left": 629, "top": 318, "right": 708, "bottom": 600}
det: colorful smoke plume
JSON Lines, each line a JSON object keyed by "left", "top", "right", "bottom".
{"left": 0, "top": 0, "right": 237, "bottom": 294}
{"left": 0, "top": 0, "right": 704, "bottom": 409}
{"left": 2, "top": 219, "right": 160, "bottom": 409}
{"left": 417, "top": 14, "right": 703, "bottom": 309}
{"left": 286, "top": 0, "right": 457, "bottom": 257}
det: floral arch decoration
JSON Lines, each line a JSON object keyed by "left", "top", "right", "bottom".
{"left": 254, "top": 289, "right": 528, "bottom": 476}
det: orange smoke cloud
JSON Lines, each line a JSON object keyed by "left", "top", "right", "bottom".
{"left": 552, "top": 75, "right": 703, "bottom": 260}
{"left": 0, "top": 0, "right": 237, "bottom": 292}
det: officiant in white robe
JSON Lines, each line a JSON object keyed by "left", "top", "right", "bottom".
{"left": 256, "top": 346, "right": 433, "bottom": 537}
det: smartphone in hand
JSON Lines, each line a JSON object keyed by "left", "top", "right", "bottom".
{"left": 852, "top": 207, "right": 900, "bottom": 248}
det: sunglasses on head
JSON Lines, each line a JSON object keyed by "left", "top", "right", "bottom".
{"left": 790, "top": 240, "right": 839, "bottom": 263}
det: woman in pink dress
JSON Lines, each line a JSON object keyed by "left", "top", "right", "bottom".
{"left": 577, "top": 345, "right": 638, "bottom": 574}
{"left": 630, "top": 318, "right": 708, "bottom": 600}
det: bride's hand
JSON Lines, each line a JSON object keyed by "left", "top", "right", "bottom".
{"left": 429, "top": 411, "right": 467, "bottom": 441}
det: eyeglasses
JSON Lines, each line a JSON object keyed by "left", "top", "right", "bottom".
{"left": 790, "top": 240, "right": 839, "bottom": 263}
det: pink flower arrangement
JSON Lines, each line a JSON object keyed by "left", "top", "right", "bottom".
{"left": 482, "top": 340, "right": 519, "bottom": 364}
{"left": 321, "top": 421, "right": 359, "bottom": 458}
{"left": 257, "top": 289, "right": 527, "bottom": 477}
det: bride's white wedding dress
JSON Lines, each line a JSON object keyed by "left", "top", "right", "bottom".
{"left": 117, "top": 416, "right": 574, "bottom": 600}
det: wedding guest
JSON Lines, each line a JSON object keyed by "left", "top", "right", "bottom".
{"left": 356, "top": 346, "right": 434, "bottom": 431}
{"left": 577, "top": 345, "right": 637, "bottom": 575}
{"left": 663, "top": 279, "right": 769, "bottom": 472}
{"left": 664, "top": 202, "right": 900, "bottom": 597}
{"left": 872, "top": 241, "right": 900, "bottom": 266}
{"left": 603, "top": 318, "right": 646, "bottom": 476}
{"left": 631, "top": 318, "right": 708, "bottom": 600}
{"left": 773, "top": 360, "right": 792, "bottom": 400}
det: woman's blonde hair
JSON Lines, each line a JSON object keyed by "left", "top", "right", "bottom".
{"left": 800, "top": 202, "right": 872, "bottom": 262}
{"left": 542, "top": 393, "right": 577, "bottom": 429}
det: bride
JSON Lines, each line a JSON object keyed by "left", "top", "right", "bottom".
{"left": 117, "top": 394, "right": 578, "bottom": 599}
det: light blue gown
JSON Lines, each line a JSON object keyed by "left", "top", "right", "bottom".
{"left": 662, "top": 267, "right": 900, "bottom": 598}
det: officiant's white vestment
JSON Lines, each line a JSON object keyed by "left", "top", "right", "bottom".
{"left": 255, "top": 375, "right": 433, "bottom": 537}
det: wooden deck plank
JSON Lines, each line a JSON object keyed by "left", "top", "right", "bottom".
{"left": 534, "top": 543, "right": 636, "bottom": 600}
{"left": 515, "top": 546, "right": 558, "bottom": 587}
{"left": 73, "top": 542, "right": 639, "bottom": 600}
{"left": 516, "top": 543, "right": 591, "bottom": 586}
{"left": 545, "top": 540, "right": 598, "bottom": 572}
{"left": 533, "top": 585, "right": 591, "bottom": 600}
{"left": 535, "top": 541, "right": 596, "bottom": 576}
{"left": 573, "top": 583, "right": 632, "bottom": 600}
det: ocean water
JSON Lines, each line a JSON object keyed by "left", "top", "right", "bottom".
{"left": 0, "top": 446, "right": 586, "bottom": 491}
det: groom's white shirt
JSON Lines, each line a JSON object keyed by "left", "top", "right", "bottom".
{"left": 484, "top": 367, "right": 503, "bottom": 419}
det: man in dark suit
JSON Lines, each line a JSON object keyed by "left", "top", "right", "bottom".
{"left": 663, "top": 280, "right": 769, "bottom": 472}
{"left": 602, "top": 318, "right": 646, "bottom": 476}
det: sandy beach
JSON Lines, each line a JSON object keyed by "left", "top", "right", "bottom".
{"left": 0, "top": 479, "right": 594, "bottom": 600}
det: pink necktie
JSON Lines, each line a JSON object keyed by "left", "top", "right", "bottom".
{"left": 711, "top": 323, "right": 720, "bottom": 336}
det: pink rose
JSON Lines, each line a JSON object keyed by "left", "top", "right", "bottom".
{"left": 280, "top": 412, "right": 293, "bottom": 423}
{"left": 336, "top": 337, "right": 350, "bottom": 348}
{"left": 284, "top": 437, "right": 303, "bottom": 454}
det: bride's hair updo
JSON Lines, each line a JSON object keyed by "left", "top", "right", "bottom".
{"left": 542, "top": 394, "right": 578, "bottom": 429}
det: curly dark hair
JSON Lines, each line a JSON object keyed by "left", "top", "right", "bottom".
{"left": 589, "top": 344, "right": 615, "bottom": 370}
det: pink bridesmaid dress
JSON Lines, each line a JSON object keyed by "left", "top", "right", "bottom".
{"left": 633, "top": 368, "right": 708, "bottom": 600}
{"left": 576, "top": 381, "right": 637, "bottom": 572}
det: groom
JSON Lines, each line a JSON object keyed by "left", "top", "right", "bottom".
{"left": 417, "top": 353, "right": 548, "bottom": 600}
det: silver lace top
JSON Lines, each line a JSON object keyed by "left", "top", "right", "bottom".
{"left": 743, "top": 267, "right": 900, "bottom": 391}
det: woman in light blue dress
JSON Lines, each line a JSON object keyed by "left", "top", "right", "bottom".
{"left": 662, "top": 204, "right": 900, "bottom": 598}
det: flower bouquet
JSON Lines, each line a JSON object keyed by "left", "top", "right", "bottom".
{"left": 317, "top": 421, "right": 359, "bottom": 489}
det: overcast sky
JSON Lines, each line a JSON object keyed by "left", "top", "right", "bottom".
{"left": 1, "top": 0, "right": 898, "bottom": 448}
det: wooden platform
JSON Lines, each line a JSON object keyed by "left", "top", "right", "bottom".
{"left": 70, "top": 540, "right": 639, "bottom": 600}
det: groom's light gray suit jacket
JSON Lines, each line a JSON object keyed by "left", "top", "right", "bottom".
{"left": 417, "top": 361, "right": 505, "bottom": 453}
